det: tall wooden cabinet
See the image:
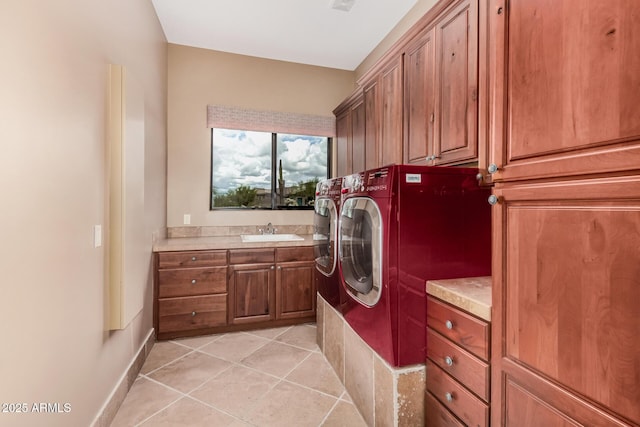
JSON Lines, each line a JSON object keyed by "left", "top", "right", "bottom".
{"left": 488, "top": 1, "right": 640, "bottom": 426}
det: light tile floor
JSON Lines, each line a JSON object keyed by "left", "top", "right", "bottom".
{"left": 111, "top": 324, "right": 368, "bottom": 427}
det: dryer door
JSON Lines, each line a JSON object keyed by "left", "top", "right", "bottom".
{"left": 314, "top": 198, "right": 337, "bottom": 276}
{"left": 339, "top": 197, "right": 383, "bottom": 306}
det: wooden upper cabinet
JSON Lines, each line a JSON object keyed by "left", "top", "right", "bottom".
{"left": 364, "top": 80, "right": 379, "bottom": 170}
{"left": 379, "top": 56, "right": 404, "bottom": 167}
{"left": 489, "top": 0, "right": 640, "bottom": 182}
{"left": 404, "top": 27, "right": 436, "bottom": 165}
{"left": 335, "top": 110, "right": 351, "bottom": 177}
{"left": 434, "top": 0, "right": 479, "bottom": 165}
{"left": 351, "top": 97, "right": 366, "bottom": 174}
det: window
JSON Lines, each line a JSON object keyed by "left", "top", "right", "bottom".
{"left": 211, "top": 128, "right": 330, "bottom": 210}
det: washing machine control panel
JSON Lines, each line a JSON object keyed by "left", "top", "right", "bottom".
{"left": 341, "top": 172, "right": 365, "bottom": 194}
{"left": 341, "top": 168, "right": 393, "bottom": 196}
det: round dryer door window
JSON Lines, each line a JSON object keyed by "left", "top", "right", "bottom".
{"left": 313, "top": 198, "right": 337, "bottom": 276}
{"left": 339, "top": 197, "right": 382, "bottom": 306}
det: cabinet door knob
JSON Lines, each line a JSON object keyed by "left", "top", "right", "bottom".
{"left": 191, "top": 311, "right": 196, "bottom": 317}
{"left": 445, "top": 320, "right": 454, "bottom": 330}
{"left": 191, "top": 256, "right": 197, "bottom": 261}
{"left": 445, "top": 392, "right": 454, "bottom": 402}
{"left": 270, "top": 265, "right": 275, "bottom": 270}
{"left": 191, "top": 279, "right": 197, "bottom": 284}
{"left": 475, "top": 172, "right": 484, "bottom": 182}
{"left": 277, "top": 266, "right": 282, "bottom": 270}
{"left": 487, "top": 163, "right": 499, "bottom": 174}
{"left": 488, "top": 194, "right": 502, "bottom": 205}
{"left": 445, "top": 356, "right": 454, "bottom": 366}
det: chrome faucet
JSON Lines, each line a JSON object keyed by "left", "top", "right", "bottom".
{"left": 258, "top": 222, "right": 277, "bottom": 235}
{"left": 265, "top": 222, "right": 277, "bottom": 234}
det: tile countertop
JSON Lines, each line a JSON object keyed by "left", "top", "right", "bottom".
{"left": 153, "top": 234, "right": 315, "bottom": 252}
{"left": 426, "top": 276, "right": 492, "bottom": 322}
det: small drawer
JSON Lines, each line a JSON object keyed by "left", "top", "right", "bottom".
{"left": 229, "top": 248, "right": 275, "bottom": 265}
{"left": 276, "top": 246, "right": 314, "bottom": 262}
{"left": 426, "top": 359, "right": 489, "bottom": 427}
{"left": 427, "top": 327, "right": 490, "bottom": 401}
{"left": 425, "top": 391, "right": 465, "bottom": 427}
{"left": 158, "top": 266, "right": 227, "bottom": 298}
{"left": 158, "top": 250, "right": 227, "bottom": 269}
{"left": 158, "top": 294, "right": 227, "bottom": 333}
{"left": 427, "top": 296, "right": 489, "bottom": 360}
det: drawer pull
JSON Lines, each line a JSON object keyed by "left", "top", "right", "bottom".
{"left": 191, "top": 311, "right": 196, "bottom": 317}
{"left": 191, "top": 279, "right": 197, "bottom": 284}
{"left": 445, "top": 392, "right": 454, "bottom": 402}
{"left": 445, "top": 320, "right": 454, "bottom": 330}
{"left": 191, "top": 256, "right": 197, "bottom": 261}
{"left": 445, "top": 356, "right": 454, "bottom": 366}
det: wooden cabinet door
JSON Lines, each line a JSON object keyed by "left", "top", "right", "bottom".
{"left": 489, "top": 0, "right": 640, "bottom": 182}
{"left": 275, "top": 260, "right": 315, "bottom": 320}
{"left": 228, "top": 263, "right": 275, "bottom": 324}
{"left": 491, "top": 177, "right": 640, "bottom": 426}
{"left": 404, "top": 27, "right": 436, "bottom": 165}
{"left": 433, "top": 0, "right": 478, "bottom": 165}
{"left": 335, "top": 110, "right": 352, "bottom": 177}
{"left": 379, "top": 56, "right": 404, "bottom": 167}
{"left": 351, "top": 98, "right": 366, "bottom": 174}
{"left": 364, "top": 80, "right": 379, "bottom": 170}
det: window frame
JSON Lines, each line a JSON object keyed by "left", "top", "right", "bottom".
{"left": 209, "top": 128, "right": 332, "bottom": 211}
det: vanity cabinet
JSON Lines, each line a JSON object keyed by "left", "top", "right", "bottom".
{"left": 155, "top": 250, "right": 228, "bottom": 339}
{"left": 426, "top": 296, "right": 490, "bottom": 427}
{"left": 228, "top": 248, "right": 276, "bottom": 325}
{"left": 154, "top": 244, "right": 316, "bottom": 339}
{"left": 275, "top": 247, "right": 315, "bottom": 320}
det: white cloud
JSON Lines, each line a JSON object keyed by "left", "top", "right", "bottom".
{"left": 212, "top": 129, "right": 327, "bottom": 194}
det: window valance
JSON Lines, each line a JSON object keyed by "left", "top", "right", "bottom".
{"left": 206, "top": 105, "right": 336, "bottom": 137}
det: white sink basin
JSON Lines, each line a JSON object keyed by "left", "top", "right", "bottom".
{"left": 240, "top": 233, "right": 305, "bottom": 243}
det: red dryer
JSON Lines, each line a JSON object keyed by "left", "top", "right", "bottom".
{"left": 338, "top": 165, "right": 491, "bottom": 367}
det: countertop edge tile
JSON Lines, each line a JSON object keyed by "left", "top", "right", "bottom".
{"left": 426, "top": 277, "right": 492, "bottom": 322}
{"left": 153, "top": 234, "right": 315, "bottom": 252}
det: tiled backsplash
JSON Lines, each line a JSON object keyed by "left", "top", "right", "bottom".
{"left": 167, "top": 224, "right": 314, "bottom": 238}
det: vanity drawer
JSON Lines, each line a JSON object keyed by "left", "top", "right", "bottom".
{"left": 426, "top": 359, "right": 489, "bottom": 427}
{"left": 158, "top": 266, "right": 227, "bottom": 298}
{"left": 158, "top": 250, "right": 227, "bottom": 269}
{"left": 158, "top": 295, "right": 227, "bottom": 333}
{"left": 427, "top": 296, "right": 489, "bottom": 360}
{"left": 229, "top": 248, "right": 275, "bottom": 264}
{"left": 276, "top": 246, "right": 314, "bottom": 262}
{"left": 427, "top": 327, "right": 490, "bottom": 401}
{"left": 425, "top": 391, "right": 465, "bottom": 427}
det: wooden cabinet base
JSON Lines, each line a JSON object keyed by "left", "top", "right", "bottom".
{"left": 155, "top": 315, "right": 315, "bottom": 341}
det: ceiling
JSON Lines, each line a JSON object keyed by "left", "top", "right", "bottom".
{"left": 151, "top": 0, "right": 418, "bottom": 71}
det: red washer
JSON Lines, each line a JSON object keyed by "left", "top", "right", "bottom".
{"left": 313, "top": 177, "right": 344, "bottom": 310}
{"left": 338, "top": 165, "right": 491, "bottom": 367}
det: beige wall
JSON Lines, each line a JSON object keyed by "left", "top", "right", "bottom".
{"left": 355, "top": 0, "right": 438, "bottom": 80}
{"left": 0, "top": 1, "right": 166, "bottom": 426}
{"left": 167, "top": 44, "right": 355, "bottom": 228}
